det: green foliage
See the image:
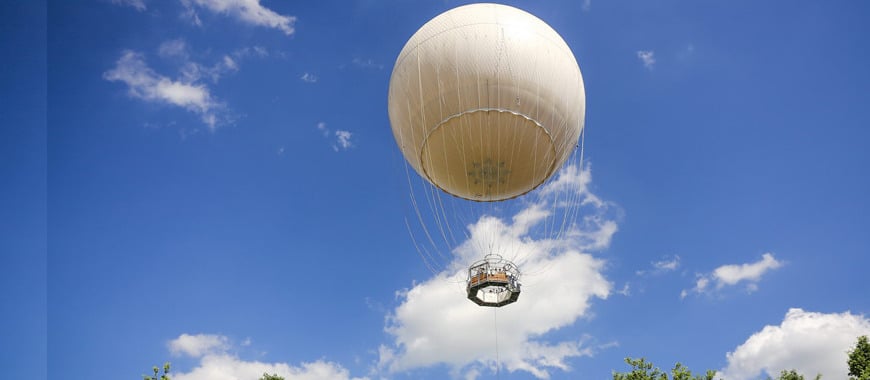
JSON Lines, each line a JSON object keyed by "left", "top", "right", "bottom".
{"left": 259, "top": 373, "right": 284, "bottom": 380}
{"left": 143, "top": 362, "right": 170, "bottom": 380}
{"left": 612, "top": 357, "right": 664, "bottom": 380}
{"left": 767, "top": 369, "right": 821, "bottom": 380}
{"left": 612, "top": 357, "right": 822, "bottom": 380}
{"left": 612, "top": 357, "right": 715, "bottom": 380}
{"left": 849, "top": 335, "right": 870, "bottom": 380}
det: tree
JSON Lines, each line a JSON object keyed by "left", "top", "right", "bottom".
{"left": 612, "top": 357, "right": 824, "bottom": 380}
{"left": 143, "top": 362, "right": 170, "bottom": 380}
{"left": 768, "top": 369, "right": 821, "bottom": 380}
{"left": 849, "top": 335, "right": 870, "bottom": 380}
{"left": 612, "top": 357, "right": 715, "bottom": 380}
{"left": 259, "top": 373, "right": 284, "bottom": 380}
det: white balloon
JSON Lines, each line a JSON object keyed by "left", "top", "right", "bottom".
{"left": 388, "top": 3, "right": 585, "bottom": 202}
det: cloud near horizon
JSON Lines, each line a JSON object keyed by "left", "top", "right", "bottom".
{"left": 720, "top": 308, "right": 870, "bottom": 380}
{"left": 166, "top": 334, "right": 367, "bottom": 380}
{"left": 378, "top": 164, "right": 617, "bottom": 379}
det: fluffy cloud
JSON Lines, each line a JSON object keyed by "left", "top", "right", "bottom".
{"left": 682, "top": 253, "right": 782, "bottom": 298}
{"left": 719, "top": 308, "right": 870, "bottom": 380}
{"left": 379, "top": 165, "right": 616, "bottom": 379}
{"left": 540, "top": 163, "right": 603, "bottom": 207}
{"left": 636, "top": 50, "right": 655, "bottom": 69}
{"left": 105, "top": 39, "right": 258, "bottom": 130}
{"left": 167, "top": 334, "right": 366, "bottom": 380}
{"left": 176, "top": 355, "right": 361, "bottom": 380}
{"left": 713, "top": 253, "right": 782, "bottom": 287}
{"left": 169, "top": 334, "right": 229, "bottom": 357}
{"left": 181, "top": 0, "right": 296, "bottom": 35}
{"left": 104, "top": 50, "right": 226, "bottom": 129}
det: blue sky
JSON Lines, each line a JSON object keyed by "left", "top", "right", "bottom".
{"left": 4, "top": 0, "right": 870, "bottom": 379}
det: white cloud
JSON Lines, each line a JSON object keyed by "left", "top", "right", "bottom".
{"left": 181, "top": 0, "right": 296, "bottom": 35}
{"left": 636, "top": 50, "right": 655, "bottom": 70}
{"left": 166, "top": 333, "right": 367, "bottom": 380}
{"left": 111, "top": 0, "right": 146, "bottom": 11}
{"left": 169, "top": 334, "right": 229, "bottom": 357}
{"left": 315, "top": 123, "right": 354, "bottom": 151}
{"left": 378, "top": 165, "right": 616, "bottom": 379}
{"left": 175, "top": 355, "right": 363, "bottom": 380}
{"left": 104, "top": 50, "right": 226, "bottom": 129}
{"left": 713, "top": 253, "right": 782, "bottom": 287}
{"left": 581, "top": 0, "right": 591, "bottom": 12}
{"left": 616, "top": 283, "right": 631, "bottom": 296}
{"left": 106, "top": 40, "right": 252, "bottom": 130}
{"left": 720, "top": 308, "right": 870, "bottom": 380}
{"left": 334, "top": 130, "right": 353, "bottom": 151}
{"left": 539, "top": 163, "right": 604, "bottom": 208}
{"left": 222, "top": 56, "right": 238, "bottom": 71}
{"left": 652, "top": 255, "right": 680, "bottom": 271}
{"left": 178, "top": 55, "right": 239, "bottom": 84}
{"left": 636, "top": 255, "right": 680, "bottom": 276}
{"left": 300, "top": 72, "right": 318, "bottom": 83}
{"left": 683, "top": 253, "right": 782, "bottom": 297}
{"left": 159, "top": 39, "right": 274, "bottom": 86}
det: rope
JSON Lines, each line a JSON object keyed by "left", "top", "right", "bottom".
{"left": 397, "top": 41, "right": 589, "bottom": 288}
{"left": 494, "top": 307, "right": 501, "bottom": 379}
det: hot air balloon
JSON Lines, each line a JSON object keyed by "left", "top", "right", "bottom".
{"left": 388, "top": 3, "right": 586, "bottom": 307}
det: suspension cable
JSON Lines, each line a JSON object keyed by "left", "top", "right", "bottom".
{"left": 494, "top": 307, "right": 501, "bottom": 379}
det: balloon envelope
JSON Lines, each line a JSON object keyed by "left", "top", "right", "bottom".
{"left": 388, "top": 3, "right": 585, "bottom": 201}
